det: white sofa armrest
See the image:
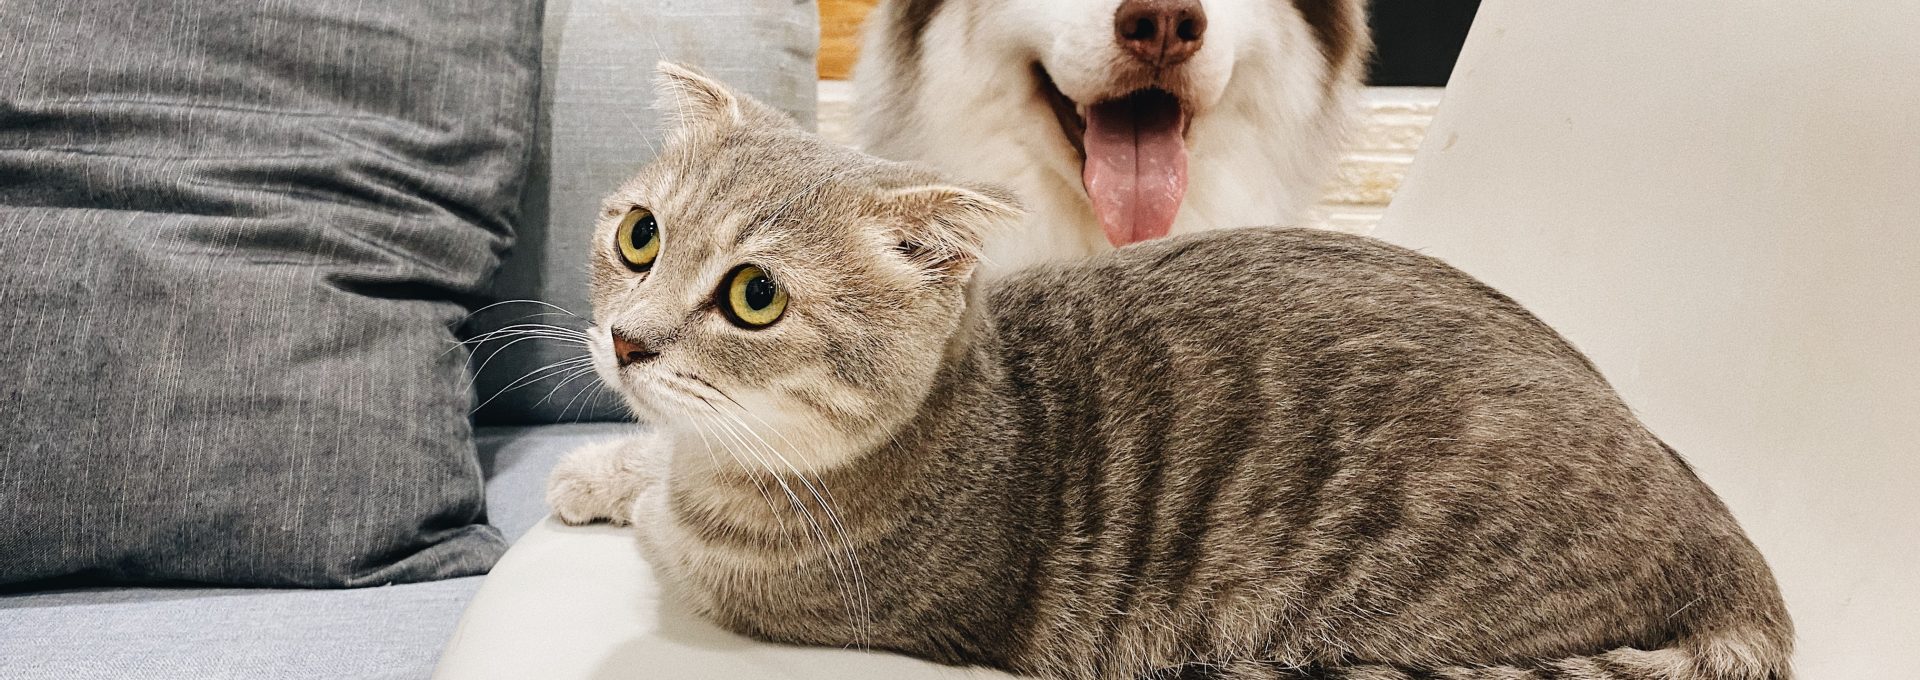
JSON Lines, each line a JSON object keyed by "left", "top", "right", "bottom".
{"left": 434, "top": 518, "right": 1012, "bottom": 679}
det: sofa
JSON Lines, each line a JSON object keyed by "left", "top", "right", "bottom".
{"left": 0, "top": 1, "right": 816, "bottom": 678}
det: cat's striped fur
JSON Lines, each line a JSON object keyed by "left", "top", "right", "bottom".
{"left": 547, "top": 64, "right": 1793, "bottom": 680}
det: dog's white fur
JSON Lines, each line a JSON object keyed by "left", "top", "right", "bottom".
{"left": 855, "top": 0, "right": 1365, "bottom": 277}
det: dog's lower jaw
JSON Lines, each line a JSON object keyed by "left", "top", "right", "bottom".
{"left": 863, "top": 76, "right": 1346, "bottom": 282}
{"left": 959, "top": 97, "right": 1339, "bottom": 282}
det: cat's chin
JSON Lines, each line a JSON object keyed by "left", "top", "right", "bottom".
{"left": 603, "top": 378, "right": 694, "bottom": 424}
{"left": 586, "top": 347, "right": 700, "bottom": 423}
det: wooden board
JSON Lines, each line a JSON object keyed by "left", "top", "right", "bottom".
{"left": 819, "top": 0, "right": 880, "bottom": 80}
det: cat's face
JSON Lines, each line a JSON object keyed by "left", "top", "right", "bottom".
{"left": 584, "top": 64, "right": 1021, "bottom": 472}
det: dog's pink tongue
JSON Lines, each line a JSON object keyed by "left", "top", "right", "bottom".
{"left": 1081, "top": 93, "right": 1188, "bottom": 247}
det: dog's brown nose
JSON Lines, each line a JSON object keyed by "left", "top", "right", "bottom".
{"left": 1114, "top": 0, "right": 1207, "bottom": 67}
{"left": 610, "top": 331, "right": 659, "bottom": 367}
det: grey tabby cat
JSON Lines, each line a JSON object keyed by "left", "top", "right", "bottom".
{"left": 546, "top": 63, "right": 1793, "bottom": 680}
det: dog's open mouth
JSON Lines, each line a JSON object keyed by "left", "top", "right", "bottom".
{"left": 1035, "top": 64, "right": 1190, "bottom": 248}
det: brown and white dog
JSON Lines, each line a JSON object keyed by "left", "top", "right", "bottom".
{"left": 855, "top": 0, "right": 1369, "bottom": 277}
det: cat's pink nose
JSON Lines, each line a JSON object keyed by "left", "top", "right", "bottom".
{"left": 611, "top": 331, "right": 658, "bottom": 367}
{"left": 1114, "top": 0, "right": 1206, "bottom": 67}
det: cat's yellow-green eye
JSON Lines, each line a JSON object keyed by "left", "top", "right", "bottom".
{"left": 615, "top": 207, "right": 660, "bottom": 270}
{"left": 720, "top": 264, "right": 788, "bottom": 328}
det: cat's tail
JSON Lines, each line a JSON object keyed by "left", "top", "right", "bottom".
{"left": 1174, "top": 629, "right": 1791, "bottom": 680}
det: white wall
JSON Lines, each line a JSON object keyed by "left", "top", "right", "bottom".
{"left": 1374, "top": 2, "right": 1920, "bottom": 677}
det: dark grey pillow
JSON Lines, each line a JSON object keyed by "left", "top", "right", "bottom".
{"left": 0, "top": 0, "right": 536, "bottom": 586}
{"left": 467, "top": 0, "right": 819, "bottom": 425}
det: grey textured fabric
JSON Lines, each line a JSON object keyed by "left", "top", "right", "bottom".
{"left": 0, "top": 423, "right": 618, "bottom": 680}
{"left": 469, "top": 0, "right": 819, "bottom": 424}
{"left": 0, "top": 1, "right": 539, "bottom": 585}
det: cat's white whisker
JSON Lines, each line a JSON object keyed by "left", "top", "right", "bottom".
{"left": 465, "top": 334, "right": 590, "bottom": 389}
{"left": 449, "top": 333, "right": 589, "bottom": 360}
{"left": 614, "top": 103, "right": 662, "bottom": 159}
{"left": 707, "top": 405, "right": 871, "bottom": 642}
{"left": 469, "top": 355, "right": 594, "bottom": 413}
{"left": 702, "top": 410, "right": 830, "bottom": 552}
{"left": 458, "top": 331, "right": 588, "bottom": 347}
{"left": 694, "top": 411, "right": 798, "bottom": 540}
{"left": 700, "top": 406, "right": 863, "bottom": 625}
{"left": 461, "top": 298, "right": 583, "bottom": 322}
{"left": 627, "top": 29, "right": 671, "bottom": 158}
{"left": 444, "top": 323, "right": 590, "bottom": 362}
{"left": 477, "top": 354, "right": 590, "bottom": 395}
{"left": 458, "top": 322, "right": 592, "bottom": 345}
{"left": 558, "top": 377, "right": 610, "bottom": 422}
{"left": 535, "top": 365, "right": 602, "bottom": 409}
{"left": 730, "top": 403, "right": 874, "bottom": 641}
{"left": 462, "top": 321, "right": 590, "bottom": 338}
{"left": 679, "top": 407, "right": 790, "bottom": 541}
{"left": 708, "top": 417, "right": 834, "bottom": 571}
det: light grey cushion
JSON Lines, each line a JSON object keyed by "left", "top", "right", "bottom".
{"left": 469, "top": 0, "right": 819, "bottom": 424}
{"left": 0, "top": 423, "right": 623, "bottom": 680}
{"left": 0, "top": 579, "right": 485, "bottom": 680}
{"left": 477, "top": 423, "right": 646, "bottom": 540}
{"left": 0, "top": 0, "right": 538, "bottom": 585}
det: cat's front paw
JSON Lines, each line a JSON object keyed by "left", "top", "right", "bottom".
{"left": 546, "top": 437, "right": 657, "bottom": 526}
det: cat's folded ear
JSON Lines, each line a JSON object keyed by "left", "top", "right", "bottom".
{"left": 653, "top": 61, "right": 797, "bottom": 134}
{"left": 880, "top": 181, "right": 1026, "bottom": 279}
